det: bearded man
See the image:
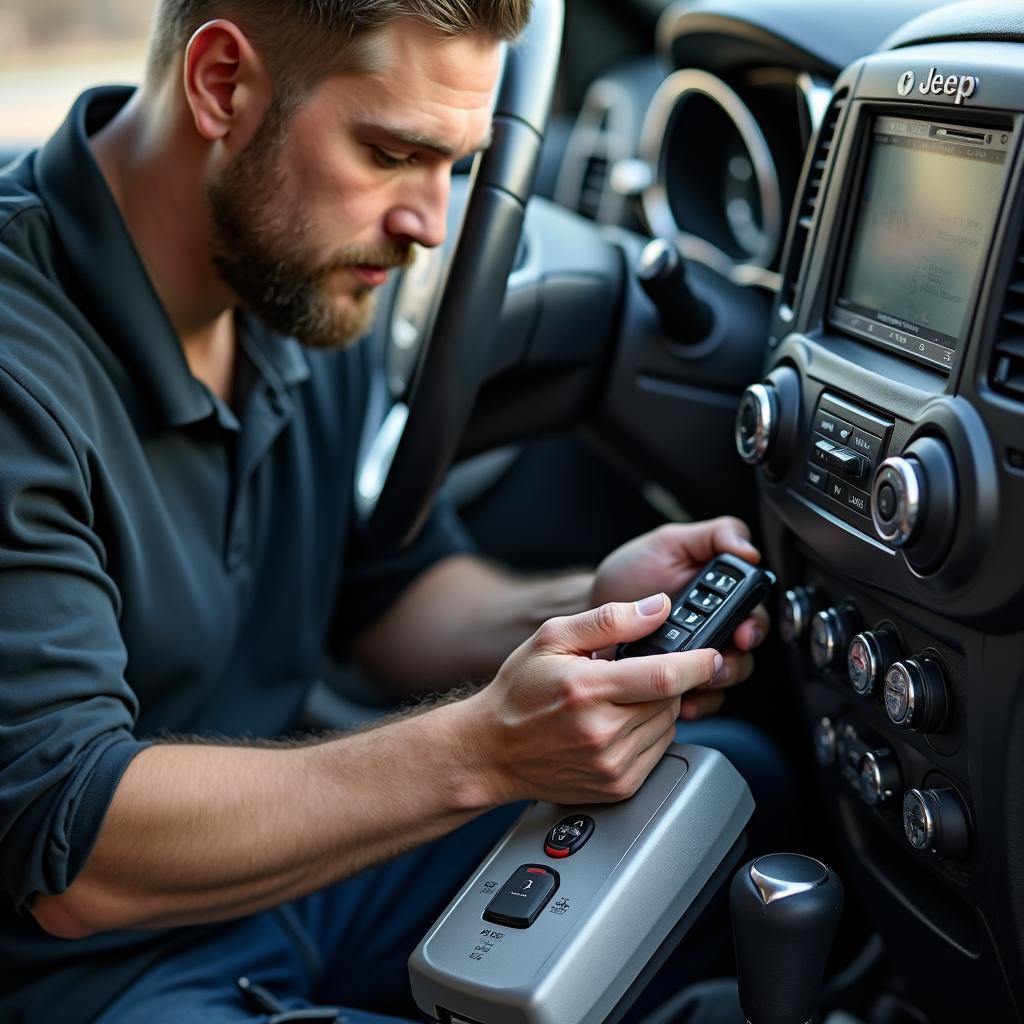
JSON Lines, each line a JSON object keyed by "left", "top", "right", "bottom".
{"left": 0, "top": 2, "right": 780, "bottom": 1020}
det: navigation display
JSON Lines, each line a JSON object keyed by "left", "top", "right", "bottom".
{"left": 832, "top": 115, "right": 1011, "bottom": 371}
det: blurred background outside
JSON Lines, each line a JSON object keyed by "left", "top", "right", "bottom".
{"left": 0, "top": 0, "right": 158, "bottom": 145}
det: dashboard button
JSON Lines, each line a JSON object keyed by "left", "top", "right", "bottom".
{"left": 849, "top": 430, "right": 883, "bottom": 466}
{"left": 845, "top": 486, "right": 871, "bottom": 518}
{"left": 813, "top": 439, "right": 836, "bottom": 469}
{"left": 814, "top": 411, "right": 855, "bottom": 445}
{"left": 804, "top": 463, "right": 828, "bottom": 491}
{"left": 826, "top": 477, "right": 847, "bottom": 504}
{"left": 829, "top": 447, "right": 868, "bottom": 482}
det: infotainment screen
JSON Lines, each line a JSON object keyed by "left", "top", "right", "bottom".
{"left": 832, "top": 115, "right": 1011, "bottom": 371}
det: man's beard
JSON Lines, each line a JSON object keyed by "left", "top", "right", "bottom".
{"left": 207, "top": 114, "right": 415, "bottom": 351}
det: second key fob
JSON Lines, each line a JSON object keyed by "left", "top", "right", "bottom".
{"left": 617, "top": 553, "right": 776, "bottom": 659}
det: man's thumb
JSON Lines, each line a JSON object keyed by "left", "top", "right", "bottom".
{"left": 538, "top": 594, "right": 670, "bottom": 654}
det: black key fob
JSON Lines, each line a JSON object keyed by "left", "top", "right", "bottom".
{"left": 617, "top": 553, "right": 776, "bottom": 659}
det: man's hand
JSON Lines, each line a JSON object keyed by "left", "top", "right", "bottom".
{"left": 461, "top": 596, "right": 722, "bottom": 806}
{"left": 591, "top": 517, "right": 770, "bottom": 720}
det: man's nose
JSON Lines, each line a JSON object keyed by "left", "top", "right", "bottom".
{"left": 384, "top": 168, "right": 450, "bottom": 249}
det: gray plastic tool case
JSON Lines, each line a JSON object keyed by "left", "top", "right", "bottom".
{"left": 409, "top": 743, "right": 754, "bottom": 1024}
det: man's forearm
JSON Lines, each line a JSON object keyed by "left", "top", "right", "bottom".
{"left": 352, "top": 555, "right": 594, "bottom": 693}
{"left": 30, "top": 701, "right": 493, "bottom": 939}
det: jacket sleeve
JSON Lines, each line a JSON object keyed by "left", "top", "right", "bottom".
{"left": 0, "top": 364, "right": 148, "bottom": 913}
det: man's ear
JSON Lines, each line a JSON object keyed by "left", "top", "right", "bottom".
{"left": 183, "top": 19, "right": 271, "bottom": 149}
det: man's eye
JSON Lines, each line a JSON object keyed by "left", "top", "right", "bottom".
{"left": 372, "top": 147, "right": 415, "bottom": 169}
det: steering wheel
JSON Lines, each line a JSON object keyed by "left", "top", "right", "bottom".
{"left": 355, "top": 0, "right": 564, "bottom": 549}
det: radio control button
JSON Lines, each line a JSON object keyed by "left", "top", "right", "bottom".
{"left": 804, "top": 463, "right": 828, "bottom": 492}
{"left": 849, "top": 430, "right": 883, "bottom": 466}
{"left": 814, "top": 411, "right": 856, "bottom": 444}
{"left": 826, "top": 477, "right": 847, "bottom": 504}
{"left": 829, "top": 447, "right": 868, "bottom": 482}
{"left": 813, "top": 439, "right": 837, "bottom": 469}
{"left": 844, "top": 486, "right": 871, "bottom": 517}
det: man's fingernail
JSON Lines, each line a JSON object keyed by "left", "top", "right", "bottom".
{"left": 750, "top": 627, "right": 765, "bottom": 647}
{"left": 636, "top": 593, "right": 666, "bottom": 616}
{"left": 712, "top": 652, "right": 724, "bottom": 675}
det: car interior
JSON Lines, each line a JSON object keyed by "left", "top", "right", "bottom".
{"left": 4, "top": 0, "right": 1024, "bottom": 1021}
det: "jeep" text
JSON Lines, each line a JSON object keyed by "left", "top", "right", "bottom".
{"left": 918, "top": 66, "right": 977, "bottom": 105}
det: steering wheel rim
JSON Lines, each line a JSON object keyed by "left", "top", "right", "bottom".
{"left": 355, "top": 0, "right": 565, "bottom": 549}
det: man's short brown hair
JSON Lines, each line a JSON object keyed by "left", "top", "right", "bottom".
{"left": 146, "top": 0, "right": 532, "bottom": 108}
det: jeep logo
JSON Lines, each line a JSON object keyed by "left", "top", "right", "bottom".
{"left": 907, "top": 66, "right": 978, "bottom": 105}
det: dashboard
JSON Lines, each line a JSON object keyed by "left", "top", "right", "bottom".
{"left": 550, "top": 1, "right": 1024, "bottom": 1020}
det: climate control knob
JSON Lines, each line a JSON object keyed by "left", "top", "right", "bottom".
{"left": 883, "top": 658, "right": 948, "bottom": 732}
{"left": 858, "top": 749, "right": 901, "bottom": 806}
{"left": 735, "top": 366, "right": 800, "bottom": 478}
{"left": 847, "top": 630, "right": 901, "bottom": 697}
{"left": 871, "top": 437, "right": 957, "bottom": 573}
{"left": 780, "top": 586, "right": 827, "bottom": 643}
{"left": 736, "top": 384, "right": 777, "bottom": 466}
{"left": 810, "top": 606, "right": 860, "bottom": 670}
{"left": 903, "top": 788, "right": 971, "bottom": 860}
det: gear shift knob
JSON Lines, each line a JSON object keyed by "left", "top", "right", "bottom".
{"left": 730, "top": 854, "right": 844, "bottom": 1024}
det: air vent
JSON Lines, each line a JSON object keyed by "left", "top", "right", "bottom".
{"left": 777, "top": 90, "right": 847, "bottom": 321}
{"left": 989, "top": 236, "right": 1024, "bottom": 400}
{"left": 555, "top": 80, "right": 632, "bottom": 223}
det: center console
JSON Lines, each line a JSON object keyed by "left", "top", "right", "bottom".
{"left": 737, "top": 33, "right": 1024, "bottom": 1023}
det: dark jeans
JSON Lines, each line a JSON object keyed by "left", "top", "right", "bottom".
{"left": 93, "top": 719, "right": 795, "bottom": 1023}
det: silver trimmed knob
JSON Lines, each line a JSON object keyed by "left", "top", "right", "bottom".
{"left": 871, "top": 456, "right": 922, "bottom": 546}
{"left": 810, "top": 606, "right": 860, "bottom": 670}
{"left": 858, "top": 749, "right": 901, "bottom": 806}
{"left": 903, "top": 788, "right": 971, "bottom": 860}
{"left": 735, "top": 383, "right": 776, "bottom": 465}
{"left": 883, "top": 658, "right": 948, "bottom": 733}
{"left": 847, "top": 630, "right": 901, "bottom": 697}
{"left": 780, "top": 586, "right": 825, "bottom": 643}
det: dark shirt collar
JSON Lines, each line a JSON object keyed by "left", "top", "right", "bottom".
{"left": 34, "top": 86, "right": 308, "bottom": 428}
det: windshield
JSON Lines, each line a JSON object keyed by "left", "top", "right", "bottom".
{"left": 0, "top": 1, "right": 156, "bottom": 145}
